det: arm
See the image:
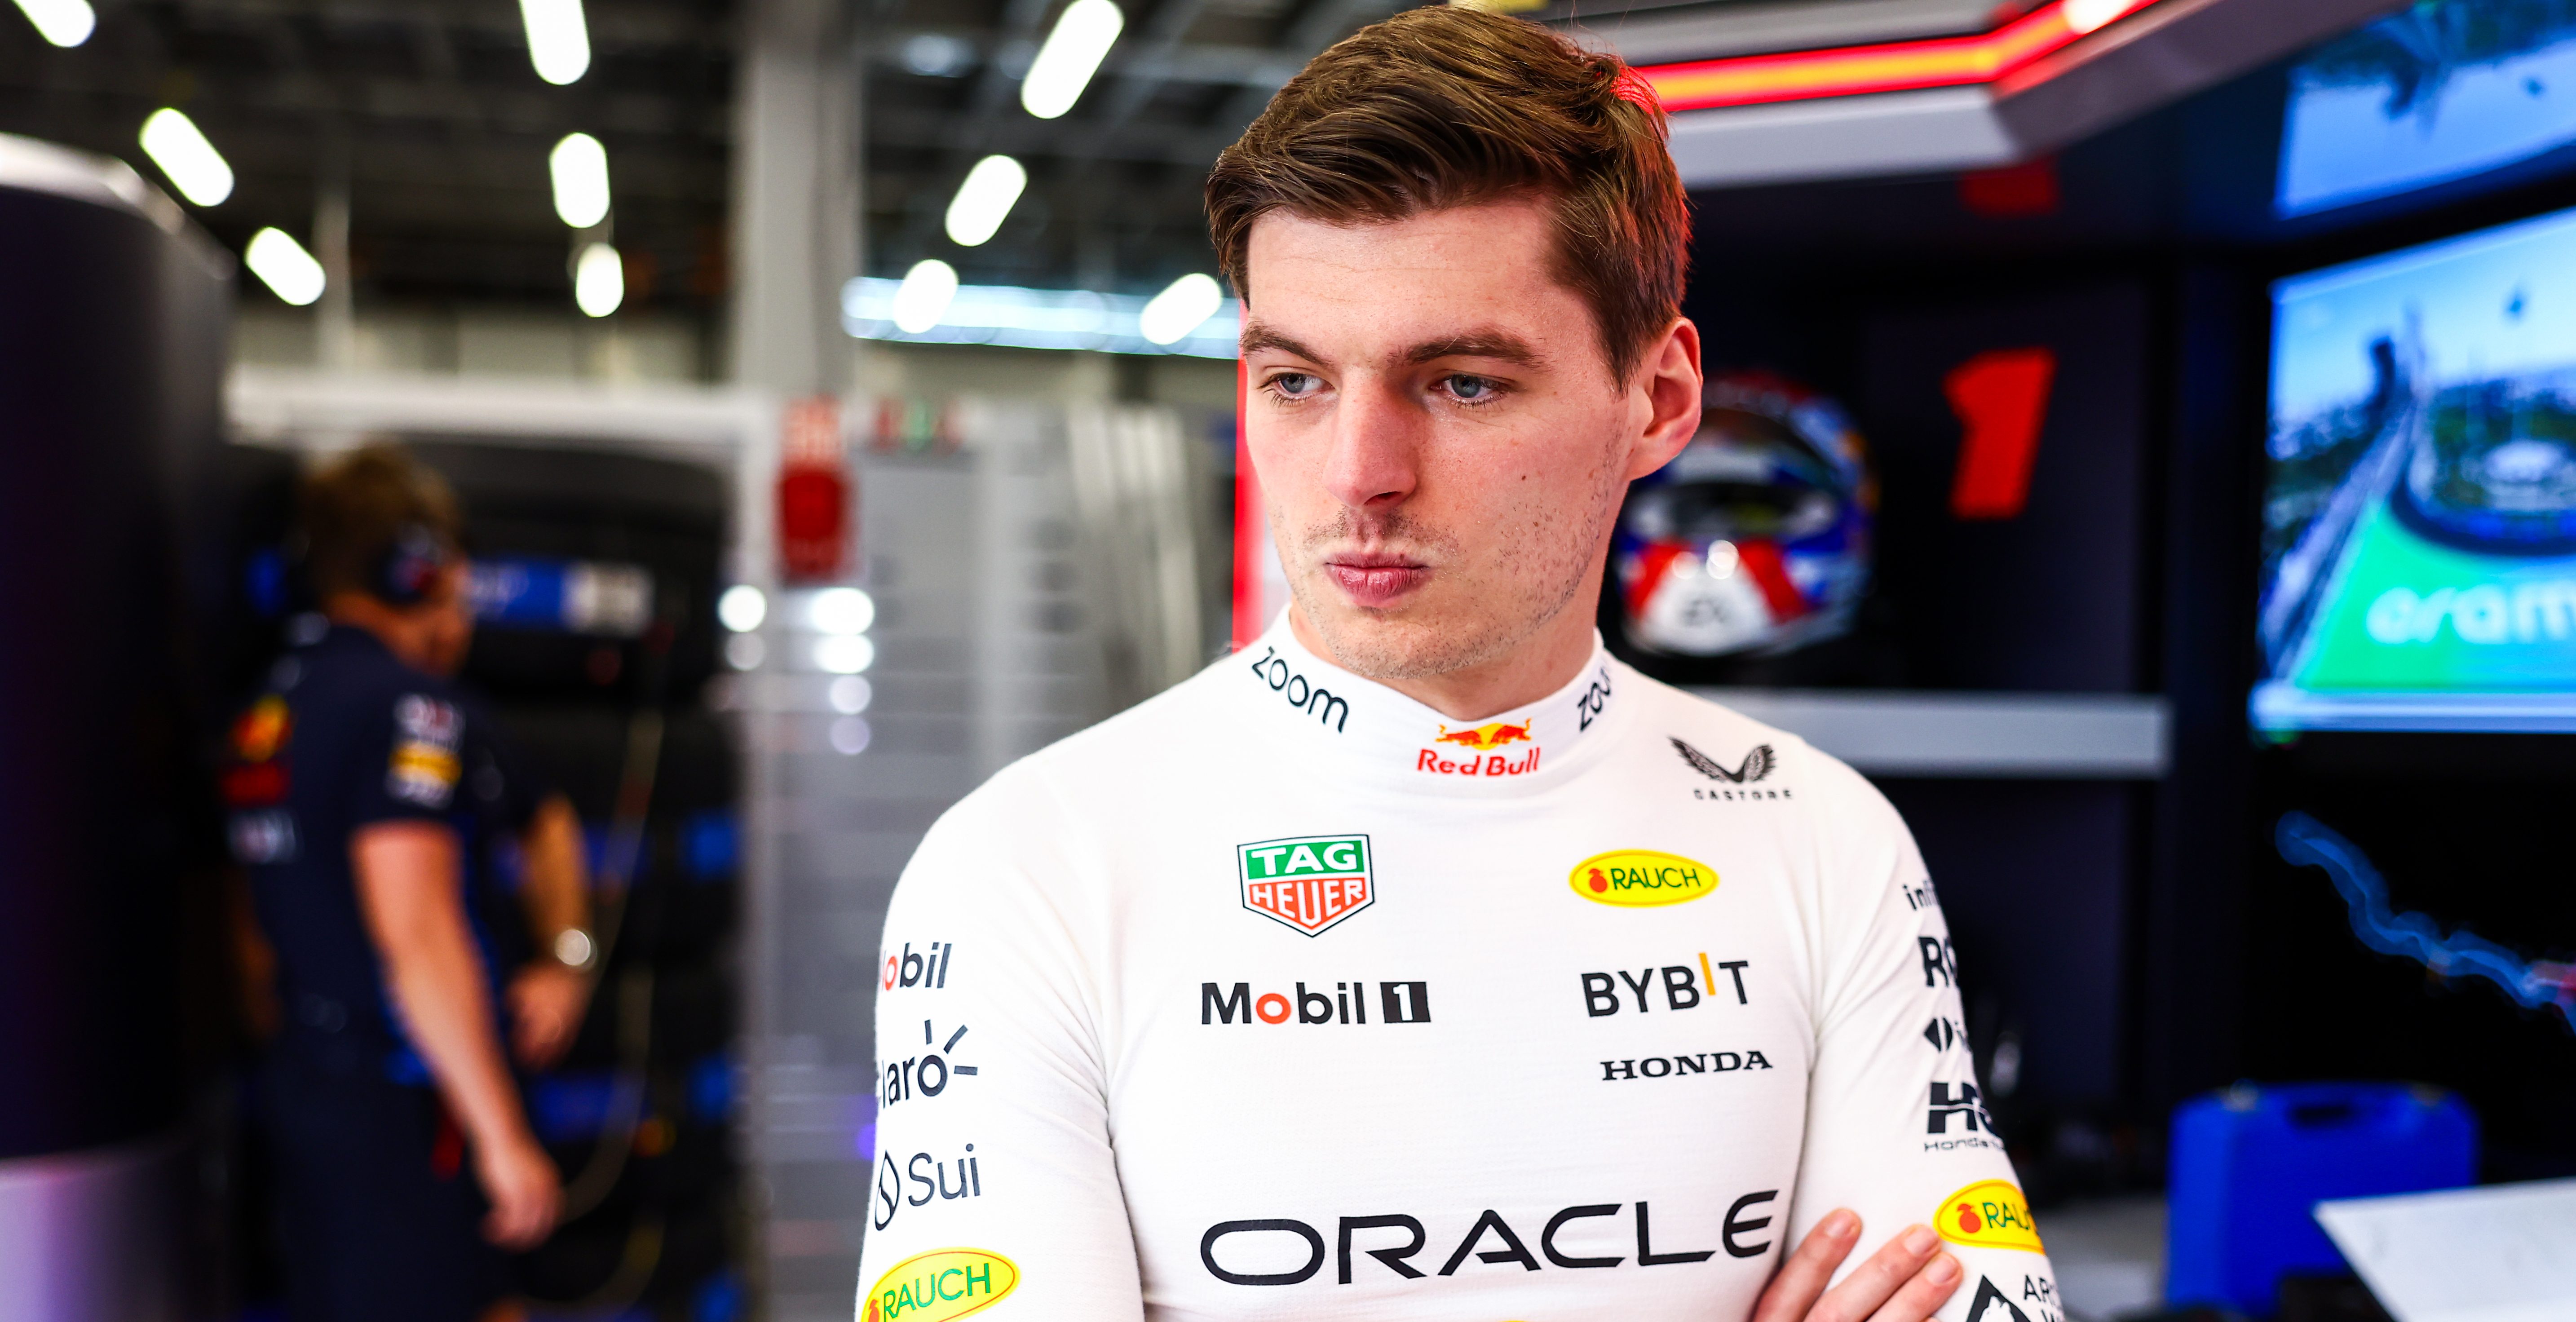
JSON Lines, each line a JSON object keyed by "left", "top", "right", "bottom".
{"left": 352, "top": 819, "right": 562, "bottom": 1248}
{"left": 1781, "top": 760, "right": 2063, "bottom": 1322}
{"left": 506, "top": 793, "right": 594, "bottom": 1068}
{"left": 852, "top": 780, "right": 1144, "bottom": 1322}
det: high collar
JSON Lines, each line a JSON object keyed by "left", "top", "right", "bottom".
{"left": 1224, "top": 616, "right": 1634, "bottom": 798}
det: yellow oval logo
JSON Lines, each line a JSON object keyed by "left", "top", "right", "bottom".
{"left": 864, "top": 1247, "right": 1020, "bottom": 1322}
{"left": 1935, "top": 1180, "right": 2045, "bottom": 1252}
{"left": 1569, "top": 850, "right": 1717, "bottom": 906}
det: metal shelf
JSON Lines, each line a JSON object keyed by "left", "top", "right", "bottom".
{"left": 1688, "top": 688, "right": 2170, "bottom": 778}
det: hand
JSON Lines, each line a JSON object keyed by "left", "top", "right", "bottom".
{"left": 507, "top": 963, "right": 591, "bottom": 1070}
{"left": 473, "top": 1132, "right": 563, "bottom": 1249}
{"left": 1753, "top": 1209, "right": 1963, "bottom": 1322}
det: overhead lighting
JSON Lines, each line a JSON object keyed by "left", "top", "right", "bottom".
{"left": 806, "top": 587, "right": 876, "bottom": 635}
{"left": 717, "top": 585, "right": 767, "bottom": 632}
{"left": 12, "top": 0, "right": 94, "bottom": 47}
{"left": 574, "top": 242, "right": 623, "bottom": 317}
{"left": 243, "top": 228, "right": 326, "bottom": 306}
{"left": 1020, "top": 0, "right": 1122, "bottom": 119}
{"left": 549, "top": 133, "right": 610, "bottom": 228}
{"left": 1140, "top": 273, "right": 1223, "bottom": 346}
{"left": 2060, "top": 0, "right": 2139, "bottom": 34}
{"left": 813, "top": 634, "right": 875, "bottom": 675}
{"left": 1637, "top": 0, "right": 2167, "bottom": 112}
{"left": 890, "top": 260, "right": 960, "bottom": 335}
{"left": 944, "top": 155, "right": 1027, "bottom": 248}
{"left": 137, "top": 108, "right": 232, "bottom": 207}
{"left": 844, "top": 274, "right": 1242, "bottom": 357}
{"left": 520, "top": 0, "right": 591, "bottom": 85}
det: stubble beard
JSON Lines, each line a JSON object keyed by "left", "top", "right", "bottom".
{"left": 1283, "top": 446, "right": 1629, "bottom": 684}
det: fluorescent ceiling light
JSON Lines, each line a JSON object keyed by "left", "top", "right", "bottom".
{"left": 243, "top": 228, "right": 325, "bottom": 306}
{"left": 814, "top": 634, "right": 875, "bottom": 675}
{"left": 807, "top": 587, "right": 876, "bottom": 635}
{"left": 944, "top": 155, "right": 1027, "bottom": 248}
{"left": 137, "top": 108, "right": 233, "bottom": 207}
{"left": 1021, "top": 0, "right": 1122, "bottom": 119}
{"left": 574, "top": 242, "right": 623, "bottom": 317}
{"left": 1139, "top": 273, "right": 1223, "bottom": 346}
{"left": 844, "top": 275, "right": 1242, "bottom": 357}
{"left": 549, "top": 133, "right": 610, "bottom": 228}
{"left": 520, "top": 0, "right": 591, "bottom": 85}
{"left": 891, "top": 260, "right": 960, "bottom": 335}
{"left": 717, "top": 585, "right": 767, "bottom": 632}
{"left": 13, "top": 0, "right": 94, "bottom": 47}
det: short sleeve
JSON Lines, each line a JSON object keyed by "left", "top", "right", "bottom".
{"left": 1787, "top": 758, "right": 2065, "bottom": 1322}
{"left": 348, "top": 690, "right": 468, "bottom": 827}
{"left": 853, "top": 771, "right": 1144, "bottom": 1322}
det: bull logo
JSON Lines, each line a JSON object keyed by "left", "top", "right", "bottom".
{"left": 1434, "top": 719, "right": 1535, "bottom": 750}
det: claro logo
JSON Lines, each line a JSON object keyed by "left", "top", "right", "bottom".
{"left": 1569, "top": 850, "right": 1717, "bottom": 907}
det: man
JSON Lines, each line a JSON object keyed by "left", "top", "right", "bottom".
{"left": 224, "top": 445, "right": 597, "bottom": 1322}
{"left": 856, "top": 10, "right": 2059, "bottom": 1322}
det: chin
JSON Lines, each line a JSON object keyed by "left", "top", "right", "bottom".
{"left": 1299, "top": 588, "right": 1526, "bottom": 682}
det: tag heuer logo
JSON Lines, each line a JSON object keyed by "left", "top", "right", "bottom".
{"left": 1238, "top": 834, "right": 1374, "bottom": 937}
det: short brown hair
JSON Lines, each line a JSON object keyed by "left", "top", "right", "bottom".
{"left": 299, "top": 442, "right": 461, "bottom": 601}
{"left": 1206, "top": 6, "right": 1690, "bottom": 382}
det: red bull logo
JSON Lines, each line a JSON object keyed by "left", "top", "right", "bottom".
{"left": 1419, "top": 718, "right": 1542, "bottom": 777}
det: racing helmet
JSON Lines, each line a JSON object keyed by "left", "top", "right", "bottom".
{"left": 1612, "top": 371, "right": 1875, "bottom": 659}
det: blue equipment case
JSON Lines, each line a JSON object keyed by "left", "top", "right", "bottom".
{"left": 2165, "top": 1081, "right": 2476, "bottom": 1316}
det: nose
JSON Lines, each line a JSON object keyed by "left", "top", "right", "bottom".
{"left": 1321, "top": 374, "right": 1420, "bottom": 513}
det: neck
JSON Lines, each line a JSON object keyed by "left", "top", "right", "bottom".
{"left": 324, "top": 594, "right": 436, "bottom": 672}
{"left": 1287, "top": 585, "right": 1604, "bottom": 723}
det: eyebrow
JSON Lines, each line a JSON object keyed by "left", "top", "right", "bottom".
{"left": 1237, "top": 324, "right": 1548, "bottom": 371}
{"left": 1403, "top": 332, "right": 1545, "bottom": 369}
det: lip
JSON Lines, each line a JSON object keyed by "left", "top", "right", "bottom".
{"left": 1323, "top": 553, "right": 1430, "bottom": 609}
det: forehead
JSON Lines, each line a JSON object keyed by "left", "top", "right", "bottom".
{"left": 1242, "top": 199, "right": 1598, "bottom": 364}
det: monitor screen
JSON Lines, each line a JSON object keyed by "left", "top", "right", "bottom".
{"left": 2278, "top": 0, "right": 2576, "bottom": 217}
{"left": 2255, "top": 203, "right": 2576, "bottom": 733}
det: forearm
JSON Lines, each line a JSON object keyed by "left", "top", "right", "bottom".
{"left": 518, "top": 795, "right": 592, "bottom": 955}
{"left": 383, "top": 925, "right": 535, "bottom": 1150}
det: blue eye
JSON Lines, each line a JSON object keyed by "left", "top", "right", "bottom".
{"left": 1269, "top": 372, "right": 1319, "bottom": 397}
{"left": 1447, "top": 375, "right": 1497, "bottom": 401}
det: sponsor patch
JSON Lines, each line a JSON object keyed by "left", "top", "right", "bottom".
{"left": 1238, "top": 834, "right": 1374, "bottom": 936}
{"left": 388, "top": 694, "right": 463, "bottom": 808}
{"left": 881, "top": 1017, "right": 977, "bottom": 1110}
{"left": 1937, "top": 1180, "right": 2044, "bottom": 1253}
{"left": 1569, "top": 849, "right": 1717, "bottom": 907}
{"left": 871, "top": 1143, "right": 985, "bottom": 1232}
{"left": 864, "top": 1247, "right": 1017, "bottom": 1322}
{"left": 231, "top": 695, "right": 292, "bottom": 762}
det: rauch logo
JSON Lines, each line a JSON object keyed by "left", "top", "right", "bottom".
{"left": 1239, "top": 835, "right": 1374, "bottom": 937}
{"left": 864, "top": 1247, "right": 1017, "bottom": 1322}
{"left": 1935, "top": 1180, "right": 2044, "bottom": 1253}
{"left": 1569, "top": 850, "right": 1718, "bottom": 907}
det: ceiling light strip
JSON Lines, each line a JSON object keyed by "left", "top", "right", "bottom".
{"left": 1635, "top": 0, "right": 2157, "bottom": 112}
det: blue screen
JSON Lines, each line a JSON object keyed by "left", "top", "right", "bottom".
{"left": 2279, "top": 0, "right": 2576, "bottom": 217}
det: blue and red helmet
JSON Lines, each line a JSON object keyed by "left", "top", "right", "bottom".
{"left": 1613, "top": 371, "right": 1875, "bottom": 659}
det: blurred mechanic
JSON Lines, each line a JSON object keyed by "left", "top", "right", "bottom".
{"left": 857, "top": 10, "right": 2056, "bottom": 1322}
{"left": 222, "top": 444, "right": 597, "bottom": 1322}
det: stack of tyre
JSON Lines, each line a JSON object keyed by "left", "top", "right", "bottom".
{"left": 413, "top": 442, "right": 742, "bottom": 1322}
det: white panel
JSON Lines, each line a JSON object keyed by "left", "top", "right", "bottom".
{"left": 1694, "top": 689, "right": 2171, "bottom": 778}
{"left": 1666, "top": 86, "right": 2018, "bottom": 188}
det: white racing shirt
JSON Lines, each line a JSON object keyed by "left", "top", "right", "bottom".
{"left": 857, "top": 619, "right": 2061, "bottom": 1322}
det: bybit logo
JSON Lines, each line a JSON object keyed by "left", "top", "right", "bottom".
{"left": 1579, "top": 954, "right": 1750, "bottom": 1017}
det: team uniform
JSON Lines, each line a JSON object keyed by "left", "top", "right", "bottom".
{"left": 854, "top": 619, "right": 2060, "bottom": 1322}
{"left": 223, "top": 624, "right": 544, "bottom": 1322}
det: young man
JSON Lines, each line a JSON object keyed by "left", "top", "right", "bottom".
{"left": 226, "top": 446, "right": 595, "bottom": 1322}
{"left": 856, "top": 10, "right": 2057, "bottom": 1322}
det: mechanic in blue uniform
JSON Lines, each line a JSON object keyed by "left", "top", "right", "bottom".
{"left": 222, "top": 445, "right": 597, "bottom": 1322}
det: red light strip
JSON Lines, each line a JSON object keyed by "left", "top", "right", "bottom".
{"left": 1636, "top": 0, "right": 2157, "bottom": 112}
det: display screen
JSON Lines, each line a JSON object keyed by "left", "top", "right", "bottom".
{"left": 2278, "top": 0, "right": 2576, "bottom": 217}
{"left": 2255, "top": 203, "right": 2576, "bottom": 732}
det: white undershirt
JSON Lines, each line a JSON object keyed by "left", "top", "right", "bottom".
{"left": 856, "top": 619, "right": 2062, "bottom": 1322}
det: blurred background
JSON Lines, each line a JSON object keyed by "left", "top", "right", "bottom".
{"left": 4, "top": 0, "right": 2576, "bottom": 1318}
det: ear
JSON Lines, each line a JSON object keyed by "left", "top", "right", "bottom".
{"left": 1625, "top": 317, "right": 1702, "bottom": 482}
